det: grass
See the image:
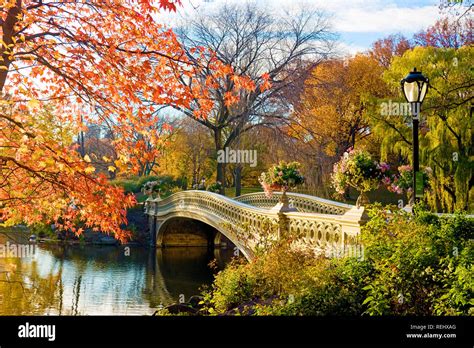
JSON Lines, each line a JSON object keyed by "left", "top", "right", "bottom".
{"left": 224, "top": 186, "right": 262, "bottom": 198}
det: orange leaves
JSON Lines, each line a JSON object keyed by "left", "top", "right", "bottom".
{"left": 182, "top": 48, "right": 265, "bottom": 118}
{"left": 0, "top": 0, "right": 196, "bottom": 242}
{"left": 215, "top": 64, "right": 234, "bottom": 77}
{"left": 0, "top": 110, "right": 136, "bottom": 241}
{"left": 0, "top": 0, "right": 271, "bottom": 242}
{"left": 294, "top": 55, "right": 383, "bottom": 155}
{"left": 230, "top": 74, "right": 256, "bottom": 92}
{"left": 224, "top": 92, "right": 239, "bottom": 107}
{"left": 157, "top": 0, "right": 182, "bottom": 12}
{"left": 260, "top": 72, "right": 272, "bottom": 92}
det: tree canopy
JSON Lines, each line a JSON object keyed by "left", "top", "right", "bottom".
{"left": 0, "top": 0, "right": 201, "bottom": 240}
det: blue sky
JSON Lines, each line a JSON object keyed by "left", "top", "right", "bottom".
{"left": 159, "top": 0, "right": 445, "bottom": 54}
{"left": 330, "top": 0, "right": 441, "bottom": 52}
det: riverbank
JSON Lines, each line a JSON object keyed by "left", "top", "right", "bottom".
{"left": 0, "top": 202, "right": 150, "bottom": 247}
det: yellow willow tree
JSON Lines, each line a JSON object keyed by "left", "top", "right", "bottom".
{"left": 0, "top": 0, "right": 251, "bottom": 241}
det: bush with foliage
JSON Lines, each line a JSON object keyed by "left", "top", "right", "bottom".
{"left": 361, "top": 204, "right": 473, "bottom": 315}
{"left": 111, "top": 175, "right": 180, "bottom": 197}
{"left": 30, "top": 223, "right": 55, "bottom": 239}
{"left": 206, "top": 181, "right": 223, "bottom": 194}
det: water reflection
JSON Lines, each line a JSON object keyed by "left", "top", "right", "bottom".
{"left": 0, "top": 231, "right": 234, "bottom": 315}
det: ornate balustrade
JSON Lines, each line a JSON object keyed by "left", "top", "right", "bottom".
{"left": 234, "top": 192, "right": 353, "bottom": 215}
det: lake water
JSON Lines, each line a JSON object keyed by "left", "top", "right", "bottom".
{"left": 0, "top": 231, "right": 234, "bottom": 315}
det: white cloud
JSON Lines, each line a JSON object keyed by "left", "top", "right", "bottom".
{"left": 335, "top": 42, "right": 368, "bottom": 56}
{"left": 155, "top": 0, "right": 442, "bottom": 48}
{"left": 333, "top": 5, "right": 439, "bottom": 33}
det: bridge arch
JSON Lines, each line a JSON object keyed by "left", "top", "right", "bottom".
{"left": 155, "top": 212, "right": 254, "bottom": 261}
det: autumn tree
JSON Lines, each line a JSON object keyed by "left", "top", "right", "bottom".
{"left": 158, "top": 117, "right": 214, "bottom": 188}
{"left": 83, "top": 136, "right": 118, "bottom": 179}
{"left": 294, "top": 54, "right": 387, "bottom": 160}
{"left": 370, "top": 34, "right": 412, "bottom": 68}
{"left": 369, "top": 16, "right": 472, "bottom": 70}
{"left": 112, "top": 113, "right": 175, "bottom": 178}
{"left": 413, "top": 17, "right": 473, "bottom": 48}
{"left": 0, "top": 0, "right": 216, "bottom": 241}
{"left": 162, "top": 2, "right": 334, "bottom": 194}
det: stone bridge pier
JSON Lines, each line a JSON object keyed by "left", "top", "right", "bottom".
{"left": 148, "top": 216, "right": 234, "bottom": 250}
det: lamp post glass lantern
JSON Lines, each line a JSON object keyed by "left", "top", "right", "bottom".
{"left": 401, "top": 67, "right": 429, "bottom": 117}
{"left": 401, "top": 68, "right": 429, "bottom": 204}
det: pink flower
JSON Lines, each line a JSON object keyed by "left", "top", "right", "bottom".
{"left": 388, "top": 183, "right": 402, "bottom": 194}
{"left": 382, "top": 176, "right": 391, "bottom": 185}
{"left": 398, "top": 165, "right": 412, "bottom": 173}
{"left": 378, "top": 162, "right": 390, "bottom": 173}
{"left": 278, "top": 171, "right": 283, "bottom": 176}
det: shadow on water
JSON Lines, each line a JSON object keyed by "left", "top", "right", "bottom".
{"left": 0, "top": 231, "right": 235, "bottom": 315}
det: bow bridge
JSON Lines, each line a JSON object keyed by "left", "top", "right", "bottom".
{"left": 144, "top": 191, "right": 367, "bottom": 260}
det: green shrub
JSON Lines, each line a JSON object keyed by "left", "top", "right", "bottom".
{"left": 206, "top": 181, "right": 222, "bottom": 194}
{"left": 110, "top": 177, "right": 141, "bottom": 193}
{"left": 196, "top": 204, "right": 472, "bottom": 316}
{"left": 361, "top": 204, "right": 473, "bottom": 315}
{"left": 200, "top": 232, "right": 371, "bottom": 316}
{"left": 30, "top": 223, "right": 55, "bottom": 238}
{"left": 111, "top": 175, "right": 179, "bottom": 194}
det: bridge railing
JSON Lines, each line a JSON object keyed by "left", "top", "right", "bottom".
{"left": 234, "top": 192, "right": 353, "bottom": 215}
{"left": 145, "top": 190, "right": 366, "bottom": 259}
{"left": 145, "top": 190, "right": 280, "bottom": 236}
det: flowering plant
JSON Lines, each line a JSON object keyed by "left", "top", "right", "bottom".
{"left": 386, "top": 165, "right": 431, "bottom": 195}
{"left": 332, "top": 149, "right": 389, "bottom": 195}
{"left": 259, "top": 161, "right": 305, "bottom": 198}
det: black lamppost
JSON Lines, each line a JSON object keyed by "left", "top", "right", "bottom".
{"left": 401, "top": 68, "right": 429, "bottom": 204}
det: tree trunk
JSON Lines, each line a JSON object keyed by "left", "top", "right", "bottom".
{"left": 78, "top": 131, "right": 85, "bottom": 157}
{"left": 0, "top": 1, "right": 21, "bottom": 93}
{"left": 217, "top": 162, "right": 225, "bottom": 194}
{"left": 192, "top": 153, "right": 197, "bottom": 187}
{"left": 235, "top": 165, "right": 242, "bottom": 197}
{"left": 214, "top": 128, "right": 225, "bottom": 194}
